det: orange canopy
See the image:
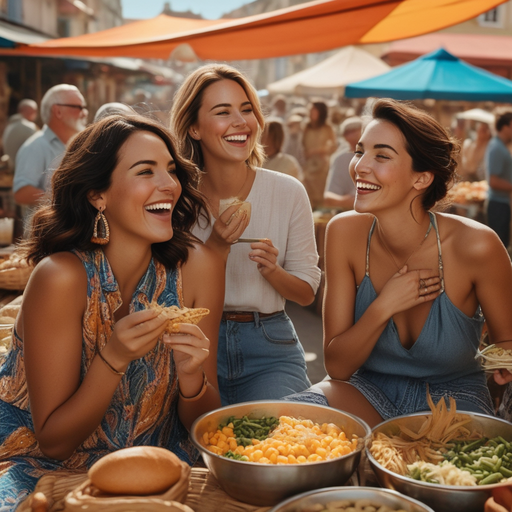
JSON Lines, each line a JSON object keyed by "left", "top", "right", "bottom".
{"left": 5, "top": 0, "right": 509, "bottom": 60}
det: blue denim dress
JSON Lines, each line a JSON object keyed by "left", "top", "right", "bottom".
{"left": 349, "top": 212, "right": 494, "bottom": 419}
{"left": 0, "top": 249, "right": 197, "bottom": 508}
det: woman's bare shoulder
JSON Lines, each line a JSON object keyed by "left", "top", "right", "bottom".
{"left": 25, "top": 252, "right": 87, "bottom": 298}
{"left": 436, "top": 212, "right": 508, "bottom": 261}
{"left": 183, "top": 242, "right": 224, "bottom": 276}
{"left": 327, "top": 211, "right": 374, "bottom": 235}
{"left": 22, "top": 252, "right": 88, "bottom": 323}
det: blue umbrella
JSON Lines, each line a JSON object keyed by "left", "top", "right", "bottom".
{"left": 345, "top": 48, "right": 512, "bottom": 102}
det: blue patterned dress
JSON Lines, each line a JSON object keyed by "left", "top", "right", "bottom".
{"left": 0, "top": 249, "right": 197, "bottom": 509}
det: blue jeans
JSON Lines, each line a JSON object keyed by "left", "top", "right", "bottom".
{"left": 218, "top": 311, "right": 312, "bottom": 405}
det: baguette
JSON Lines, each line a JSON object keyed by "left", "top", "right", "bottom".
{"left": 88, "top": 446, "right": 182, "bottom": 496}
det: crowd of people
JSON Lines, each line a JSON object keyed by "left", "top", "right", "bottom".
{"left": 0, "top": 65, "right": 512, "bottom": 508}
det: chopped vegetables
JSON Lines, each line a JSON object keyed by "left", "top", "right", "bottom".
{"left": 203, "top": 415, "right": 359, "bottom": 464}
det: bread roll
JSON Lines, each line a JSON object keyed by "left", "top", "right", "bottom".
{"left": 88, "top": 446, "right": 182, "bottom": 496}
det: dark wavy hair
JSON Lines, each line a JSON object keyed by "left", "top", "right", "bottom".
{"left": 372, "top": 99, "right": 459, "bottom": 211}
{"left": 20, "top": 114, "right": 207, "bottom": 269}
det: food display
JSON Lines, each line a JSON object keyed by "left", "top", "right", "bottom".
{"left": 476, "top": 344, "right": 512, "bottom": 374}
{"left": 203, "top": 414, "right": 359, "bottom": 464}
{"left": 88, "top": 446, "right": 183, "bottom": 495}
{"left": 288, "top": 500, "right": 408, "bottom": 512}
{"left": 447, "top": 180, "right": 487, "bottom": 205}
{"left": 148, "top": 302, "right": 209, "bottom": 334}
{"left": 369, "top": 393, "right": 512, "bottom": 487}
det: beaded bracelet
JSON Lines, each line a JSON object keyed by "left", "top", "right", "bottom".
{"left": 179, "top": 371, "right": 208, "bottom": 401}
{"left": 98, "top": 349, "right": 125, "bottom": 376}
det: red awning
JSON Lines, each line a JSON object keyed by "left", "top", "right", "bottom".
{"left": 2, "top": 0, "right": 508, "bottom": 60}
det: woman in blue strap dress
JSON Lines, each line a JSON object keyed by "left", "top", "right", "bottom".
{"left": 0, "top": 114, "right": 224, "bottom": 507}
{"left": 291, "top": 99, "right": 512, "bottom": 427}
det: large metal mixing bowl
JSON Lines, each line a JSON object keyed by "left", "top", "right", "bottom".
{"left": 368, "top": 411, "right": 512, "bottom": 512}
{"left": 268, "top": 486, "right": 434, "bottom": 512}
{"left": 190, "top": 401, "right": 371, "bottom": 507}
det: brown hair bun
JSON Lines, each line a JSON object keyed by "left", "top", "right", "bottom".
{"left": 88, "top": 446, "right": 182, "bottom": 495}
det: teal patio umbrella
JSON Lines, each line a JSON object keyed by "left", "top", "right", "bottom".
{"left": 345, "top": 48, "right": 512, "bottom": 102}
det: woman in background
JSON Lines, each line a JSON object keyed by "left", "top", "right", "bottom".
{"left": 171, "top": 64, "right": 321, "bottom": 406}
{"left": 0, "top": 114, "right": 223, "bottom": 506}
{"left": 302, "top": 101, "right": 337, "bottom": 209}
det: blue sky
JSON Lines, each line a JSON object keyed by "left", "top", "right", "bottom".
{"left": 121, "top": 1, "right": 251, "bottom": 19}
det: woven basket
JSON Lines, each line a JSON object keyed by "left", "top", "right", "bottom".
{"left": 0, "top": 265, "right": 32, "bottom": 290}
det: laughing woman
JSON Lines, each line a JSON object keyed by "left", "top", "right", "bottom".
{"left": 171, "top": 64, "right": 321, "bottom": 405}
{"left": 0, "top": 115, "right": 223, "bottom": 507}
{"left": 303, "top": 99, "right": 512, "bottom": 427}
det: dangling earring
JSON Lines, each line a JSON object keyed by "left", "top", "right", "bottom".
{"left": 91, "top": 207, "right": 110, "bottom": 245}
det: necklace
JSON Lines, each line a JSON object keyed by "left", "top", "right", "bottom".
{"left": 377, "top": 220, "right": 432, "bottom": 271}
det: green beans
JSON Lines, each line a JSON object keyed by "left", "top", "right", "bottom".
{"left": 219, "top": 415, "right": 280, "bottom": 446}
{"left": 442, "top": 435, "right": 512, "bottom": 485}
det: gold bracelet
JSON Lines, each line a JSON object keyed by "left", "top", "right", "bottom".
{"left": 179, "top": 371, "right": 208, "bottom": 401}
{"left": 97, "top": 349, "right": 125, "bottom": 376}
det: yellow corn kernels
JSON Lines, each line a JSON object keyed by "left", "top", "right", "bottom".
{"left": 203, "top": 415, "right": 359, "bottom": 465}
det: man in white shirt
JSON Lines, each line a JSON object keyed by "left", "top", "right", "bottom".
{"left": 324, "top": 116, "right": 363, "bottom": 210}
{"left": 14, "top": 85, "right": 88, "bottom": 227}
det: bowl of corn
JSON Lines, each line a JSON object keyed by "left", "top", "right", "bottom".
{"left": 268, "top": 486, "right": 434, "bottom": 512}
{"left": 367, "top": 410, "right": 512, "bottom": 512}
{"left": 190, "top": 400, "right": 371, "bottom": 507}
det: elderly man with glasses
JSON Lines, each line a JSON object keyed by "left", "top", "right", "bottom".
{"left": 13, "top": 84, "right": 88, "bottom": 232}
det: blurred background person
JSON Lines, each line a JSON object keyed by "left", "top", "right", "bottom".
{"left": 13, "top": 84, "right": 87, "bottom": 232}
{"left": 2, "top": 99, "right": 38, "bottom": 172}
{"left": 269, "top": 94, "right": 287, "bottom": 120}
{"left": 323, "top": 116, "right": 363, "bottom": 211}
{"left": 485, "top": 111, "right": 512, "bottom": 250}
{"left": 460, "top": 121, "right": 492, "bottom": 182}
{"left": 261, "top": 118, "right": 303, "bottom": 181}
{"left": 93, "top": 102, "right": 135, "bottom": 123}
{"left": 302, "top": 100, "right": 337, "bottom": 209}
{"left": 283, "top": 113, "right": 305, "bottom": 168}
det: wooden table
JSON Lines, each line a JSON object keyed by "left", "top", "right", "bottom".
{"left": 20, "top": 459, "right": 373, "bottom": 511}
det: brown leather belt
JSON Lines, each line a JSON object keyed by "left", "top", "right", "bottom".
{"left": 222, "top": 311, "right": 282, "bottom": 322}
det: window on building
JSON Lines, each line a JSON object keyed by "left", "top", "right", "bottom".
{"left": 6, "top": 0, "right": 22, "bottom": 22}
{"left": 57, "top": 18, "right": 71, "bottom": 38}
{"left": 478, "top": 6, "right": 505, "bottom": 27}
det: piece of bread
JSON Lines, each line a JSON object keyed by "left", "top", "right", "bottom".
{"left": 88, "top": 446, "right": 182, "bottom": 496}
{"left": 218, "top": 197, "right": 251, "bottom": 222}
{"left": 149, "top": 302, "right": 210, "bottom": 333}
{"left": 0, "top": 304, "right": 20, "bottom": 319}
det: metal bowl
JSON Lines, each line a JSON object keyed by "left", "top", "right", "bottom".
{"left": 190, "top": 400, "right": 371, "bottom": 506}
{"left": 368, "top": 411, "right": 512, "bottom": 512}
{"left": 268, "top": 486, "right": 434, "bottom": 512}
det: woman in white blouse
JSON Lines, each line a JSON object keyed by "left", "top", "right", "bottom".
{"left": 171, "top": 64, "right": 321, "bottom": 405}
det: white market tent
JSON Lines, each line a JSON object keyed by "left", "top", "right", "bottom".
{"left": 267, "top": 46, "right": 390, "bottom": 96}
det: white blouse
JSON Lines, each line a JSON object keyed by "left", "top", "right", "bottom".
{"left": 192, "top": 168, "right": 321, "bottom": 313}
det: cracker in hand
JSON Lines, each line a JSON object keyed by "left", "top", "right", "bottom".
{"left": 149, "top": 302, "right": 210, "bottom": 333}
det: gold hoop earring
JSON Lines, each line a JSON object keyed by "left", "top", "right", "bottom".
{"left": 91, "top": 208, "right": 110, "bottom": 245}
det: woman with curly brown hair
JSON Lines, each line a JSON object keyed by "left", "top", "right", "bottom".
{"left": 288, "top": 99, "right": 512, "bottom": 427}
{"left": 0, "top": 114, "right": 224, "bottom": 506}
